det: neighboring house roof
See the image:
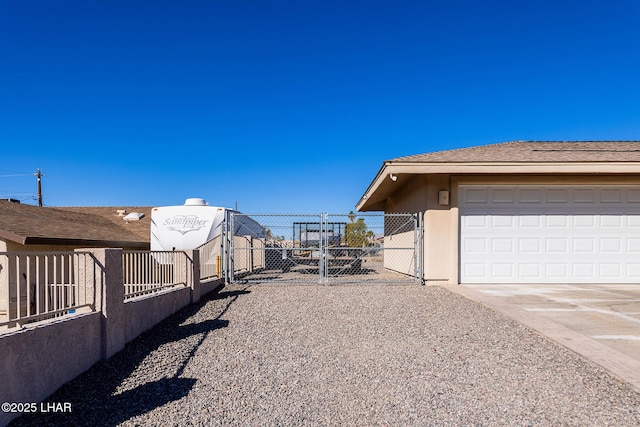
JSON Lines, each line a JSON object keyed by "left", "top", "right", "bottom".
{"left": 57, "top": 206, "right": 152, "bottom": 242}
{"left": 0, "top": 201, "right": 150, "bottom": 248}
{"left": 357, "top": 140, "right": 640, "bottom": 211}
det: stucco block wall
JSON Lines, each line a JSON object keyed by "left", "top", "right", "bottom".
{"left": 232, "top": 236, "right": 252, "bottom": 274}
{"left": 0, "top": 312, "right": 102, "bottom": 426}
{"left": 0, "top": 246, "right": 225, "bottom": 426}
{"left": 383, "top": 231, "right": 415, "bottom": 275}
{"left": 252, "top": 238, "right": 265, "bottom": 270}
{"left": 201, "top": 278, "right": 223, "bottom": 296}
{"left": 123, "top": 287, "right": 191, "bottom": 344}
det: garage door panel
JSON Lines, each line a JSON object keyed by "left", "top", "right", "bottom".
{"left": 546, "top": 189, "right": 569, "bottom": 203}
{"left": 519, "top": 215, "right": 541, "bottom": 227}
{"left": 546, "top": 238, "right": 568, "bottom": 253}
{"left": 600, "top": 264, "right": 622, "bottom": 278}
{"left": 491, "top": 263, "right": 514, "bottom": 278}
{"left": 519, "top": 239, "right": 542, "bottom": 253}
{"left": 464, "top": 238, "right": 487, "bottom": 253}
{"left": 601, "top": 188, "right": 623, "bottom": 203}
{"left": 546, "top": 263, "right": 569, "bottom": 278}
{"left": 546, "top": 215, "right": 568, "bottom": 227}
{"left": 464, "top": 188, "right": 489, "bottom": 203}
{"left": 462, "top": 215, "right": 488, "bottom": 228}
{"left": 627, "top": 239, "right": 640, "bottom": 252}
{"left": 574, "top": 189, "right": 596, "bottom": 203}
{"left": 492, "top": 238, "right": 514, "bottom": 253}
{"left": 493, "top": 189, "right": 516, "bottom": 203}
{"left": 573, "top": 215, "right": 596, "bottom": 228}
{"left": 491, "top": 216, "right": 515, "bottom": 228}
{"left": 573, "top": 238, "right": 596, "bottom": 253}
{"left": 573, "top": 263, "right": 595, "bottom": 278}
{"left": 520, "top": 189, "right": 543, "bottom": 203}
{"left": 629, "top": 189, "right": 640, "bottom": 202}
{"left": 601, "top": 215, "right": 622, "bottom": 227}
{"left": 600, "top": 238, "right": 622, "bottom": 253}
{"left": 626, "top": 264, "right": 640, "bottom": 277}
{"left": 464, "top": 263, "right": 487, "bottom": 278}
{"left": 518, "top": 264, "right": 541, "bottom": 278}
{"left": 460, "top": 185, "right": 640, "bottom": 284}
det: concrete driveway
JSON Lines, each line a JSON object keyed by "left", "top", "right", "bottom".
{"left": 446, "top": 283, "right": 640, "bottom": 392}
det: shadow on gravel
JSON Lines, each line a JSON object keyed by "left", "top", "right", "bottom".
{"left": 10, "top": 285, "right": 251, "bottom": 427}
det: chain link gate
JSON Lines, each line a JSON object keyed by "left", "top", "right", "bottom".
{"left": 225, "top": 212, "right": 422, "bottom": 285}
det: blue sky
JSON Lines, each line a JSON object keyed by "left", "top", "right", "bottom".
{"left": 2, "top": 0, "right": 640, "bottom": 212}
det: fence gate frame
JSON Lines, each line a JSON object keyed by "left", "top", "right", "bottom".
{"left": 224, "top": 212, "right": 423, "bottom": 285}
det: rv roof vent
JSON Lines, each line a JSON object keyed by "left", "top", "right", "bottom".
{"left": 123, "top": 212, "right": 145, "bottom": 222}
{"left": 116, "top": 209, "right": 127, "bottom": 216}
{"left": 184, "top": 198, "right": 208, "bottom": 206}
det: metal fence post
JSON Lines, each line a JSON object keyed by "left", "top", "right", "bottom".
{"left": 416, "top": 212, "right": 424, "bottom": 285}
{"left": 319, "top": 213, "right": 326, "bottom": 285}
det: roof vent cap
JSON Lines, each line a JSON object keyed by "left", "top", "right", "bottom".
{"left": 123, "top": 212, "right": 145, "bottom": 222}
{"left": 184, "top": 198, "right": 208, "bottom": 206}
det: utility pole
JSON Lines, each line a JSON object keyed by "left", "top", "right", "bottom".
{"left": 35, "top": 168, "right": 43, "bottom": 206}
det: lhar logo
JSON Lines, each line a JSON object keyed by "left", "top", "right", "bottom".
{"left": 164, "top": 215, "right": 209, "bottom": 235}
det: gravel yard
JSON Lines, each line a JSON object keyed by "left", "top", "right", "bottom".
{"left": 11, "top": 283, "right": 640, "bottom": 426}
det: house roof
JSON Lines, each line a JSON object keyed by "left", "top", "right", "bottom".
{"left": 357, "top": 140, "right": 640, "bottom": 212}
{"left": 0, "top": 201, "right": 150, "bottom": 248}
{"left": 56, "top": 206, "right": 152, "bottom": 242}
{"left": 391, "top": 141, "right": 640, "bottom": 163}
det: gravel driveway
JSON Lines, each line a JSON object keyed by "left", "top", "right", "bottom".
{"left": 10, "top": 284, "right": 640, "bottom": 426}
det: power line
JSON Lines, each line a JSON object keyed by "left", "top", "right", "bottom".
{"left": 0, "top": 168, "right": 44, "bottom": 205}
{"left": 0, "top": 168, "right": 32, "bottom": 177}
{"left": 0, "top": 173, "right": 32, "bottom": 178}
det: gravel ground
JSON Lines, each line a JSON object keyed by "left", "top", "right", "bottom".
{"left": 10, "top": 283, "right": 640, "bottom": 426}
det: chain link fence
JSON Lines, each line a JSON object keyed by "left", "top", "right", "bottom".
{"left": 228, "top": 213, "right": 422, "bottom": 285}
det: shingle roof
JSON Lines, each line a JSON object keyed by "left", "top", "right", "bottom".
{"left": 56, "top": 206, "right": 152, "bottom": 242}
{"left": 0, "top": 201, "right": 149, "bottom": 247}
{"left": 391, "top": 141, "right": 640, "bottom": 163}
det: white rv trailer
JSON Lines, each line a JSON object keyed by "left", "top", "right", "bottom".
{"left": 150, "top": 198, "right": 265, "bottom": 251}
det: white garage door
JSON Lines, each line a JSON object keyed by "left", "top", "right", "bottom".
{"left": 459, "top": 185, "right": 640, "bottom": 284}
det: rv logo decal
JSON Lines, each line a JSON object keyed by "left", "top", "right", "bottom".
{"left": 164, "top": 215, "right": 209, "bottom": 235}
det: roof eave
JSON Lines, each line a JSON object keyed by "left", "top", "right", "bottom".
{"left": 0, "top": 230, "right": 28, "bottom": 245}
{"left": 356, "top": 161, "right": 640, "bottom": 211}
{"left": 22, "top": 237, "right": 149, "bottom": 249}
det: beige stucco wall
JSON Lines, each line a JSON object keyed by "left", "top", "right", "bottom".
{"left": 423, "top": 175, "right": 453, "bottom": 283}
{"left": 0, "top": 312, "right": 102, "bottom": 426}
{"left": 232, "top": 236, "right": 264, "bottom": 276}
{"left": 123, "top": 287, "right": 192, "bottom": 344}
{"left": 253, "top": 238, "right": 266, "bottom": 270}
